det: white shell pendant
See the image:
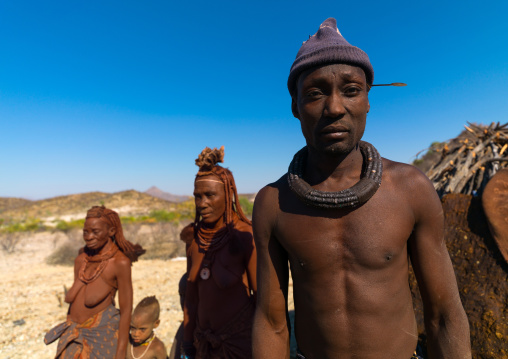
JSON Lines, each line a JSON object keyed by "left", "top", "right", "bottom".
{"left": 200, "top": 267, "right": 210, "bottom": 280}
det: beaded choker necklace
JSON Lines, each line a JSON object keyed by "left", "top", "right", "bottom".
{"left": 131, "top": 332, "right": 155, "bottom": 359}
{"left": 79, "top": 242, "right": 119, "bottom": 284}
{"left": 288, "top": 141, "right": 383, "bottom": 209}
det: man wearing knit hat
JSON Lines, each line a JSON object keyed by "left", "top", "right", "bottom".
{"left": 252, "top": 18, "right": 470, "bottom": 359}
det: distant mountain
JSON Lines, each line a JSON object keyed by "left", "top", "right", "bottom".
{"left": 145, "top": 186, "right": 190, "bottom": 203}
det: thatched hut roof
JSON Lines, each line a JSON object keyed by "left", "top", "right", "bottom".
{"left": 414, "top": 122, "right": 508, "bottom": 197}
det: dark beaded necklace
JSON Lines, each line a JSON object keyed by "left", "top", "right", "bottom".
{"left": 288, "top": 141, "right": 383, "bottom": 209}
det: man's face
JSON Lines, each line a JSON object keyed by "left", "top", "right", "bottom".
{"left": 292, "top": 64, "right": 370, "bottom": 156}
{"left": 193, "top": 176, "right": 226, "bottom": 229}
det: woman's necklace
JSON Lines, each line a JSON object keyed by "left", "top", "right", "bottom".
{"left": 79, "top": 242, "right": 118, "bottom": 284}
{"left": 196, "top": 221, "right": 232, "bottom": 280}
{"left": 287, "top": 141, "right": 383, "bottom": 209}
{"left": 130, "top": 332, "right": 155, "bottom": 359}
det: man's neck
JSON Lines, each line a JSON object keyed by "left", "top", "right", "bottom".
{"left": 304, "top": 145, "right": 364, "bottom": 188}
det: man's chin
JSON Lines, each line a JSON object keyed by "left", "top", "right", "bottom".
{"left": 313, "top": 143, "right": 355, "bottom": 156}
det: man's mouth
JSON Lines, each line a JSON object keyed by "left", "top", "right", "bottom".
{"left": 321, "top": 126, "right": 349, "bottom": 134}
{"left": 320, "top": 126, "right": 349, "bottom": 140}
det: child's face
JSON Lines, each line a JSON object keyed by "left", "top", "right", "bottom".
{"left": 130, "top": 312, "right": 159, "bottom": 344}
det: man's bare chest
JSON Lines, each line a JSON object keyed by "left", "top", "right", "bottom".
{"left": 275, "top": 193, "right": 415, "bottom": 272}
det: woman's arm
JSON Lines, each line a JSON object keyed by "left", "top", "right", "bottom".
{"left": 114, "top": 255, "right": 133, "bottom": 359}
{"left": 183, "top": 243, "right": 198, "bottom": 358}
{"left": 246, "top": 235, "right": 257, "bottom": 300}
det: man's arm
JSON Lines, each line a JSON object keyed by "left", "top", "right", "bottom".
{"left": 406, "top": 168, "right": 471, "bottom": 358}
{"left": 252, "top": 185, "right": 291, "bottom": 359}
{"left": 115, "top": 255, "right": 133, "bottom": 359}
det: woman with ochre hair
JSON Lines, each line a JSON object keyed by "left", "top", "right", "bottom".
{"left": 182, "top": 146, "right": 257, "bottom": 359}
{"left": 45, "top": 206, "right": 145, "bottom": 359}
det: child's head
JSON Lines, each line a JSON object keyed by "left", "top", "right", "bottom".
{"left": 130, "top": 296, "right": 161, "bottom": 345}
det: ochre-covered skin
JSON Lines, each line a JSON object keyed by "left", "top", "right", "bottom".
{"left": 482, "top": 169, "right": 508, "bottom": 263}
{"left": 252, "top": 64, "right": 471, "bottom": 359}
{"left": 62, "top": 210, "right": 137, "bottom": 359}
{"left": 184, "top": 158, "right": 257, "bottom": 358}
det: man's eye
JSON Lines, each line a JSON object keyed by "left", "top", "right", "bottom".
{"left": 344, "top": 87, "right": 361, "bottom": 96}
{"left": 306, "top": 90, "right": 322, "bottom": 98}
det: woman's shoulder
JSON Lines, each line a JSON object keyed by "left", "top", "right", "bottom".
{"left": 111, "top": 249, "right": 132, "bottom": 269}
{"left": 232, "top": 220, "right": 253, "bottom": 240}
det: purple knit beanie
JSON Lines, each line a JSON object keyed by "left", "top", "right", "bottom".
{"left": 288, "top": 18, "right": 374, "bottom": 96}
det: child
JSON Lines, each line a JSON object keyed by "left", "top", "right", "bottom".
{"left": 128, "top": 296, "right": 168, "bottom": 359}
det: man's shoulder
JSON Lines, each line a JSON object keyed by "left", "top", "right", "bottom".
{"left": 254, "top": 174, "right": 288, "bottom": 205}
{"left": 381, "top": 158, "right": 438, "bottom": 204}
{"left": 252, "top": 175, "right": 288, "bottom": 233}
{"left": 382, "top": 158, "right": 430, "bottom": 185}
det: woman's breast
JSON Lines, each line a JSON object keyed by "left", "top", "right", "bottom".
{"left": 84, "top": 275, "right": 115, "bottom": 307}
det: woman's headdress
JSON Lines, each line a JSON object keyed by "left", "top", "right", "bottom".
{"left": 194, "top": 146, "right": 251, "bottom": 227}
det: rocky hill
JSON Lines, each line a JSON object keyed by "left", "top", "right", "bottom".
{"left": 0, "top": 197, "right": 33, "bottom": 213}
{"left": 0, "top": 190, "right": 191, "bottom": 223}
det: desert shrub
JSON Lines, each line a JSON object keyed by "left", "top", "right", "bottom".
{"left": 46, "top": 241, "right": 82, "bottom": 266}
{"left": 55, "top": 219, "right": 85, "bottom": 233}
{"left": 3, "top": 219, "right": 46, "bottom": 233}
{"left": 121, "top": 216, "right": 138, "bottom": 224}
{"left": 0, "top": 232, "right": 22, "bottom": 254}
{"left": 174, "top": 199, "right": 196, "bottom": 218}
{"left": 238, "top": 197, "right": 253, "bottom": 217}
{"left": 149, "top": 209, "right": 180, "bottom": 222}
{"left": 0, "top": 218, "right": 46, "bottom": 253}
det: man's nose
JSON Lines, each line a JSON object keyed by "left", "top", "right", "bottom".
{"left": 324, "top": 91, "right": 346, "bottom": 118}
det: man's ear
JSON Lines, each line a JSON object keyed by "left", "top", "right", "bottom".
{"left": 154, "top": 319, "right": 160, "bottom": 329}
{"left": 367, "top": 100, "right": 370, "bottom": 113}
{"left": 291, "top": 96, "right": 300, "bottom": 119}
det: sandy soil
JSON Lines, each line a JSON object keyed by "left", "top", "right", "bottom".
{"left": 0, "top": 233, "right": 295, "bottom": 359}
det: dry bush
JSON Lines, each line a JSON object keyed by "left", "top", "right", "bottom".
{"left": 46, "top": 241, "right": 81, "bottom": 266}
{"left": 0, "top": 232, "right": 23, "bottom": 254}
{"left": 46, "top": 229, "right": 83, "bottom": 266}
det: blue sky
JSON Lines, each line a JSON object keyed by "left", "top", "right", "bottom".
{"left": 1, "top": 0, "right": 507, "bottom": 200}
